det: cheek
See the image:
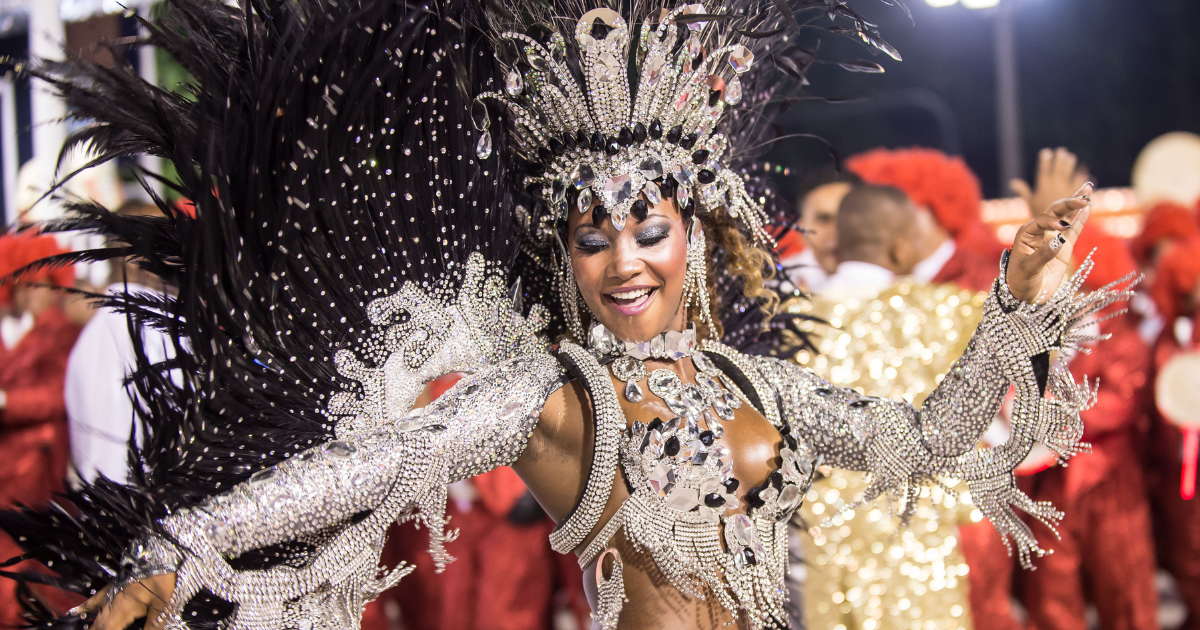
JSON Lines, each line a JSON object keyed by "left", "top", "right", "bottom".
{"left": 570, "top": 252, "right": 607, "bottom": 299}
{"left": 645, "top": 236, "right": 689, "bottom": 293}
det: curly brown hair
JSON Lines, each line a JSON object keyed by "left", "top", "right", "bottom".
{"left": 693, "top": 209, "right": 779, "bottom": 339}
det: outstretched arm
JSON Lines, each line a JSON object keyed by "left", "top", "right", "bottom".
{"left": 755, "top": 183, "right": 1136, "bottom": 568}
{"left": 79, "top": 352, "right": 567, "bottom": 629}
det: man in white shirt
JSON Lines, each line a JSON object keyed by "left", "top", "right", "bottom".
{"left": 65, "top": 202, "right": 174, "bottom": 485}
{"left": 780, "top": 169, "right": 860, "bottom": 293}
{"left": 814, "top": 184, "right": 922, "bottom": 301}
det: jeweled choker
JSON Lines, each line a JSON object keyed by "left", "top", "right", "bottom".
{"left": 588, "top": 322, "right": 697, "bottom": 360}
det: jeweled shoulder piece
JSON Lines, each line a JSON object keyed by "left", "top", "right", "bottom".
{"left": 476, "top": 3, "right": 772, "bottom": 245}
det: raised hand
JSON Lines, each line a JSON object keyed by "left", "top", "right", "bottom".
{"left": 1010, "top": 147, "right": 1091, "bottom": 219}
{"left": 1005, "top": 181, "right": 1093, "bottom": 303}
{"left": 70, "top": 573, "right": 176, "bottom": 630}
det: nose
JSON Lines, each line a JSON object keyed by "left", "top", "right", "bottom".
{"left": 608, "top": 237, "right": 645, "bottom": 281}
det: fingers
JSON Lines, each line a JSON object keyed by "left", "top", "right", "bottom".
{"left": 1036, "top": 147, "right": 1054, "bottom": 189}
{"left": 70, "top": 585, "right": 111, "bottom": 615}
{"left": 1039, "top": 181, "right": 1092, "bottom": 219}
{"left": 1050, "top": 148, "right": 1077, "bottom": 188}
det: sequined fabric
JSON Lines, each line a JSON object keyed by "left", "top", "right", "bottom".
{"left": 787, "top": 281, "right": 984, "bottom": 630}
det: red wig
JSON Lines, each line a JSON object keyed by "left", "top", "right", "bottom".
{"left": 846, "top": 147, "right": 998, "bottom": 254}
{"left": 1151, "top": 238, "right": 1200, "bottom": 324}
{"left": 0, "top": 233, "right": 74, "bottom": 305}
{"left": 1132, "top": 201, "right": 1198, "bottom": 265}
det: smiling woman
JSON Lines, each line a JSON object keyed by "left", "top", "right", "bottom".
{"left": 0, "top": 0, "right": 1135, "bottom": 629}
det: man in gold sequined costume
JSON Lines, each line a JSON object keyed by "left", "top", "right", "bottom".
{"left": 785, "top": 184, "right": 986, "bottom": 630}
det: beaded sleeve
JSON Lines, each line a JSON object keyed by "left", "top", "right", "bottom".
{"left": 138, "top": 353, "right": 565, "bottom": 627}
{"left": 751, "top": 261, "right": 1133, "bottom": 567}
{"left": 114, "top": 255, "right": 567, "bottom": 628}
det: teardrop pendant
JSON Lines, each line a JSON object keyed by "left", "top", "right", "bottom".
{"left": 624, "top": 380, "right": 644, "bottom": 403}
{"left": 476, "top": 129, "right": 493, "bottom": 160}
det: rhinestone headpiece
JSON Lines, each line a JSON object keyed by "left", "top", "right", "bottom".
{"left": 475, "top": 3, "right": 772, "bottom": 245}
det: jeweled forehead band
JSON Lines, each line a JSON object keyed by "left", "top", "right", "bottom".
{"left": 474, "top": 3, "right": 773, "bottom": 246}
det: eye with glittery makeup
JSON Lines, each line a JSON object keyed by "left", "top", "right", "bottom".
{"left": 574, "top": 232, "right": 611, "bottom": 254}
{"left": 634, "top": 223, "right": 670, "bottom": 248}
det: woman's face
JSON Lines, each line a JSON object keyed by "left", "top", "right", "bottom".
{"left": 567, "top": 196, "right": 690, "bottom": 342}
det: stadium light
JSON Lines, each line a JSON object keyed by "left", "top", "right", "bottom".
{"left": 961, "top": 0, "right": 1001, "bottom": 9}
{"left": 924, "top": 0, "right": 959, "bottom": 7}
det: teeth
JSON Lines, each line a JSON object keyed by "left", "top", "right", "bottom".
{"left": 611, "top": 287, "right": 651, "bottom": 300}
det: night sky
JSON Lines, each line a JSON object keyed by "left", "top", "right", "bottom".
{"left": 765, "top": 0, "right": 1200, "bottom": 199}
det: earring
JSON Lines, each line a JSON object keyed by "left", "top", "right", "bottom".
{"left": 554, "top": 232, "right": 588, "bottom": 342}
{"left": 682, "top": 217, "right": 715, "bottom": 338}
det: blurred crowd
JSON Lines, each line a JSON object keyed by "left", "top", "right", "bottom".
{"left": 1, "top": 139, "right": 1200, "bottom": 630}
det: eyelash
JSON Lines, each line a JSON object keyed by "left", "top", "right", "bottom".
{"left": 636, "top": 229, "right": 669, "bottom": 247}
{"left": 574, "top": 227, "right": 669, "bottom": 254}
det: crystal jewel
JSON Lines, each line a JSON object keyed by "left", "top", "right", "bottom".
{"left": 725, "top": 391, "right": 742, "bottom": 409}
{"left": 665, "top": 397, "right": 688, "bottom": 416}
{"left": 674, "top": 90, "right": 692, "bottom": 111}
{"left": 672, "top": 163, "right": 695, "bottom": 186}
{"left": 724, "top": 76, "right": 743, "bottom": 104}
{"left": 500, "top": 400, "right": 523, "bottom": 420}
{"left": 571, "top": 163, "right": 595, "bottom": 188}
{"left": 611, "top": 209, "right": 627, "bottom": 231}
{"left": 706, "top": 413, "right": 724, "bottom": 438}
{"left": 693, "top": 353, "right": 715, "bottom": 372}
{"left": 624, "top": 380, "right": 643, "bottom": 402}
{"left": 689, "top": 441, "right": 709, "bottom": 465}
{"left": 525, "top": 47, "right": 548, "bottom": 70}
{"left": 646, "top": 55, "right": 667, "bottom": 87}
{"left": 664, "top": 330, "right": 687, "bottom": 360}
{"left": 695, "top": 372, "right": 721, "bottom": 396}
{"left": 778, "top": 484, "right": 802, "bottom": 513}
{"left": 713, "top": 397, "right": 734, "bottom": 421}
{"left": 601, "top": 174, "right": 633, "bottom": 206}
{"left": 325, "top": 441, "right": 355, "bottom": 457}
{"left": 683, "top": 4, "right": 709, "bottom": 31}
{"left": 597, "top": 52, "right": 621, "bottom": 82}
{"left": 649, "top": 369, "right": 682, "bottom": 397}
{"left": 505, "top": 71, "right": 523, "bottom": 96}
{"left": 645, "top": 429, "right": 664, "bottom": 458}
{"left": 677, "top": 184, "right": 691, "bottom": 208}
{"left": 249, "top": 468, "right": 275, "bottom": 486}
{"left": 577, "top": 32, "right": 597, "bottom": 54}
{"left": 729, "top": 45, "right": 754, "bottom": 73}
{"left": 684, "top": 417, "right": 701, "bottom": 440}
{"left": 638, "top": 156, "right": 664, "bottom": 180}
{"left": 728, "top": 514, "right": 755, "bottom": 545}
{"left": 678, "top": 439, "right": 700, "bottom": 462}
{"left": 680, "top": 385, "right": 707, "bottom": 417}
{"left": 648, "top": 461, "right": 675, "bottom": 496}
{"left": 665, "top": 417, "right": 681, "bottom": 432}
{"left": 687, "top": 38, "right": 702, "bottom": 57}
{"left": 475, "top": 129, "right": 493, "bottom": 160}
{"left": 665, "top": 486, "right": 700, "bottom": 512}
{"left": 643, "top": 181, "right": 662, "bottom": 206}
{"left": 720, "top": 462, "right": 734, "bottom": 482}
{"left": 577, "top": 187, "right": 593, "bottom": 213}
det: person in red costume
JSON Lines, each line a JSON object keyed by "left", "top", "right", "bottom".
{"left": 1019, "top": 225, "right": 1158, "bottom": 630}
{"left": 1132, "top": 201, "right": 1199, "bottom": 282}
{"left": 1147, "top": 236, "right": 1200, "bottom": 630}
{"left": 845, "top": 146, "right": 1005, "bottom": 293}
{"left": 361, "top": 374, "right": 590, "bottom": 630}
{"left": 0, "top": 233, "right": 82, "bottom": 625}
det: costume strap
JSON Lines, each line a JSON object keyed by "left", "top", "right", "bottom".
{"left": 549, "top": 342, "right": 626, "bottom": 554}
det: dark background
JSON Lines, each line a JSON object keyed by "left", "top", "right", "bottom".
{"left": 765, "top": 0, "right": 1200, "bottom": 199}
